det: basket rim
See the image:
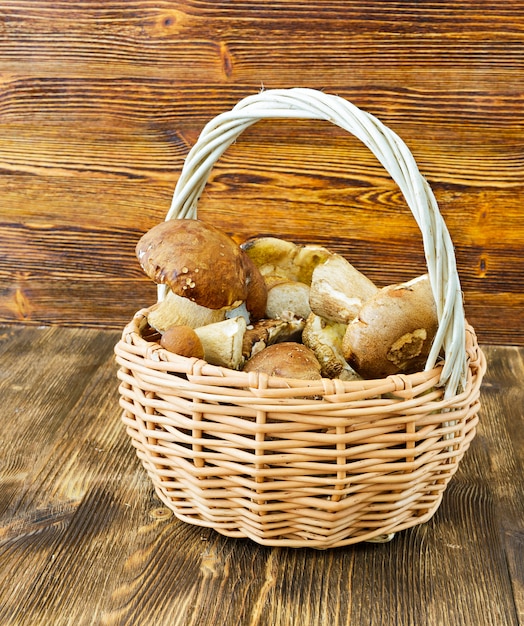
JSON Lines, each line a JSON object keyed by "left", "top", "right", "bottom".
{"left": 116, "top": 307, "right": 484, "bottom": 402}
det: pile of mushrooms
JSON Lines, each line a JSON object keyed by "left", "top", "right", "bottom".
{"left": 136, "top": 219, "right": 438, "bottom": 381}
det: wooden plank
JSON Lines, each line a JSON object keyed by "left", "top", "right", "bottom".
{"left": 462, "top": 345, "right": 524, "bottom": 624}
{"left": 0, "top": 326, "right": 152, "bottom": 624}
{"left": 0, "top": 2, "right": 523, "bottom": 85}
{"left": 0, "top": 327, "right": 523, "bottom": 625}
{"left": 0, "top": 117, "right": 522, "bottom": 334}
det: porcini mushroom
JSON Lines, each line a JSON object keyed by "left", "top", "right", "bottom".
{"left": 136, "top": 219, "right": 267, "bottom": 331}
{"left": 309, "top": 253, "right": 379, "bottom": 324}
{"left": 302, "top": 313, "right": 360, "bottom": 380}
{"left": 342, "top": 274, "right": 439, "bottom": 379}
{"left": 241, "top": 236, "right": 332, "bottom": 285}
{"left": 243, "top": 342, "right": 322, "bottom": 380}
{"left": 160, "top": 325, "right": 205, "bottom": 359}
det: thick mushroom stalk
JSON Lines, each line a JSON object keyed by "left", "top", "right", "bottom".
{"left": 309, "top": 253, "right": 378, "bottom": 324}
{"left": 148, "top": 290, "right": 226, "bottom": 331}
{"left": 194, "top": 317, "right": 247, "bottom": 370}
{"left": 265, "top": 280, "right": 312, "bottom": 320}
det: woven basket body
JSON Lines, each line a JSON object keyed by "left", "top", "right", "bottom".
{"left": 115, "top": 89, "right": 486, "bottom": 548}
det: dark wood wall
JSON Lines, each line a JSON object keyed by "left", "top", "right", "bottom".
{"left": 1, "top": 1, "right": 522, "bottom": 345}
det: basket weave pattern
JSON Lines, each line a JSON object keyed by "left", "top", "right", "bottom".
{"left": 115, "top": 89, "right": 486, "bottom": 548}
{"left": 117, "top": 316, "right": 484, "bottom": 548}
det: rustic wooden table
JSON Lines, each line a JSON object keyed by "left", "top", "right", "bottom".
{"left": 0, "top": 325, "right": 522, "bottom": 626}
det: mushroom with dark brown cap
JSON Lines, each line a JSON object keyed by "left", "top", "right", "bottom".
{"left": 243, "top": 342, "right": 322, "bottom": 380}
{"left": 160, "top": 325, "right": 205, "bottom": 359}
{"left": 136, "top": 219, "right": 267, "bottom": 331}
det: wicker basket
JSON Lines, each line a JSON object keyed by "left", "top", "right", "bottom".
{"left": 115, "top": 88, "right": 486, "bottom": 549}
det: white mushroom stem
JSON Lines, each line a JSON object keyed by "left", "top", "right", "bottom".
{"left": 265, "top": 280, "right": 311, "bottom": 320}
{"left": 194, "top": 316, "right": 247, "bottom": 370}
{"left": 309, "top": 253, "right": 378, "bottom": 324}
{"left": 147, "top": 290, "right": 226, "bottom": 332}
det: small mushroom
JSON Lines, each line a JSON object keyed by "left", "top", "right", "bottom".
{"left": 342, "top": 274, "right": 438, "bottom": 379}
{"left": 309, "top": 254, "right": 378, "bottom": 324}
{"left": 243, "top": 342, "right": 322, "bottom": 380}
{"left": 302, "top": 313, "right": 360, "bottom": 380}
{"left": 160, "top": 325, "right": 205, "bottom": 359}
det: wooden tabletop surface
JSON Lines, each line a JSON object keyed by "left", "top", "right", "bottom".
{"left": 0, "top": 324, "right": 522, "bottom": 626}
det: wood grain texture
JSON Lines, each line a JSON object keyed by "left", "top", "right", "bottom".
{"left": 0, "top": 326, "right": 522, "bottom": 625}
{"left": 0, "top": 1, "right": 523, "bottom": 344}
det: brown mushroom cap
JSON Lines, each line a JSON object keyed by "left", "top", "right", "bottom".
{"left": 160, "top": 325, "right": 205, "bottom": 359}
{"left": 136, "top": 219, "right": 250, "bottom": 310}
{"left": 242, "top": 252, "right": 268, "bottom": 321}
{"left": 241, "top": 236, "right": 332, "bottom": 285}
{"left": 342, "top": 274, "right": 439, "bottom": 379}
{"left": 243, "top": 342, "right": 322, "bottom": 380}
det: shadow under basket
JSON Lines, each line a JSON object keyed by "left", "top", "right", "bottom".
{"left": 114, "top": 88, "right": 486, "bottom": 549}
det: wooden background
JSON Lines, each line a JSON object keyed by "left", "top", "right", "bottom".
{"left": 0, "top": 1, "right": 523, "bottom": 345}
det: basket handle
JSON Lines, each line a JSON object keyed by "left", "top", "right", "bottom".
{"left": 164, "top": 88, "right": 467, "bottom": 397}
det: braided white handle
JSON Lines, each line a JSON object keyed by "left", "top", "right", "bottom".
{"left": 164, "top": 88, "right": 467, "bottom": 396}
